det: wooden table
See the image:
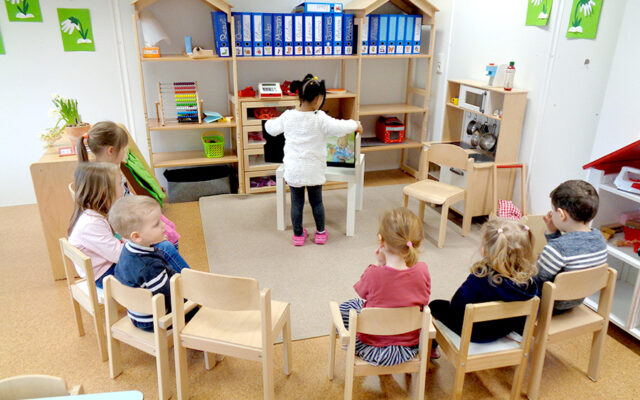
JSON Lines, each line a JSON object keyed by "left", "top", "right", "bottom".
{"left": 30, "top": 138, "right": 78, "bottom": 280}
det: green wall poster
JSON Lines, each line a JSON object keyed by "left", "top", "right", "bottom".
{"left": 0, "top": 26, "right": 5, "bottom": 55}
{"left": 5, "top": 0, "right": 43, "bottom": 22}
{"left": 57, "top": 8, "right": 95, "bottom": 52}
{"left": 526, "top": 0, "right": 553, "bottom": 26}
{"left": 567, "top": 0, "right": 603, "bottom": 39}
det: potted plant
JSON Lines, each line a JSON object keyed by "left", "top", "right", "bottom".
{"left": 41, "top": 94, "right": 90, "bottom": 146}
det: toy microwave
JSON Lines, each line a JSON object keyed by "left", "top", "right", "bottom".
{"left": 458, "top": 84, "right": 490, "bottom": 114}
{"left": 375, "top": 116, "right": 405, "bottom": 143}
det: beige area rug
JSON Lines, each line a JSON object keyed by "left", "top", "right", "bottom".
{"left": 200, "top": 184, "right": 483, "bottom": 340}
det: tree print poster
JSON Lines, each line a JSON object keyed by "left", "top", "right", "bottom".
{"left": 5, "top": 0, "right": 43, "bottom": 22}
{"left": 526, "top": 0, "right": 554, "bottom": 26}
{"left": 57, "top": 8, "right": 95, "bottom": 52}
{"left": 567, "top": 0, "right": 603, "bottom": 39}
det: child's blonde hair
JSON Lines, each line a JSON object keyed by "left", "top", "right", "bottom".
{"left": 471, "top": 219, "right": 537, "bottom": 285}
{"left": 378, "top": 208, "right": 424, "bottom": 267}
{"left": 77, "top": 121, "right": 129, "bottom": 162}
{"left": 108, "top": 196, "right": 160, "bottom": 239}
{"left": 68, "top": 162, "right": 120, "bottom": 235}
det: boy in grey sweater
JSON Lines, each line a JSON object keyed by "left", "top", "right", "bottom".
{"left": 534, "top": 180, "right": 607, "bottom": 311}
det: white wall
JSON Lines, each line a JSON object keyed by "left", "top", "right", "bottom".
{"left": 0, "top": 0, "right": 631, "bottom": 208}
{"left": 445, "top": 0, "right": 627, "bottom": 214}
{"left": 0, "top": 0, "right": 130, "bottom": 206}
{"left": 590, "top": 0, "right": 640, "bottom": 161}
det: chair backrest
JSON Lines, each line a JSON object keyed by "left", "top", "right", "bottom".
{"left": 180, "top": 268, "right": 261, "bottom": 311}
{"left": 59, "top": 238, "right": 95, "bottom": 285}
{"left": 103, "top": 275, "right": 154, "bottom": 315}
{"left": 459, "top": 298, "right": 540, "bottom": 353}
{"left": 426, "top": 144, "right": 473, "bottom": 171}
{"left": 551, "top": 264, "right": 611, "bottom": 301}
{"left": 355, "top": 306, "right": 426, "bottom": 335}
{"left": 0, "top": 375, "right": 69, "bottom": 399}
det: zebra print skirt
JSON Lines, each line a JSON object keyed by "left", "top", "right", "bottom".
{"left": 339, "top": 298, "right": 419, "bottom": 367}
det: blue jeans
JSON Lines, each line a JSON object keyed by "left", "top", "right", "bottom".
{"left": 154, "top": 240, "right": 191, "bottom": 273}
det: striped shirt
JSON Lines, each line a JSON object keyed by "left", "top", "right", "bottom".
{"left": 114, "top": 241, "right": 175, "bottom": 331}
{"left": 534, "top": 229, "right": 607, "bottom": 310}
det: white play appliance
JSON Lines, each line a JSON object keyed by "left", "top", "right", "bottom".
{"left": 614, "top": 166, "right": 640, "bottom": 195}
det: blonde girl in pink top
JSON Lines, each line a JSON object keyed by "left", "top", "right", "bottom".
{"left": 339, "top": 207, "right": 431, "bottom": 366}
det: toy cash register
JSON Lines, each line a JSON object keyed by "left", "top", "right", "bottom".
{"left": 258, "top": 82, "right": 283, "bottom": 98}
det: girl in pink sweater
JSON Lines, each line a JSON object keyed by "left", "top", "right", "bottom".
{"left": 339, "top": 208, "right": 431, "bottom": 366}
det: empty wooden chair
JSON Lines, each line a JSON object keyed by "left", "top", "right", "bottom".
{"left": 171, "top": 269, "right": 292, "bottom": 400}
{"left": 328, "top": 302, "right": 435, "bottom": 400}
{"left": 59, "top": 237, "right": 108, "bottom": 361}
{"left": 402, "top": 144, "right": 475, "bottom": 248}
{"left": 526, "top": 264, "right": 616, "bottom": 400}
{"left": 0, "top": 375, "right": 83, "bottom": 399}
{"left": 434, "top": 298, "right": 539, "bottom": 400}
{"left": 104, "top": 275, "right": 198, "bottom": 400}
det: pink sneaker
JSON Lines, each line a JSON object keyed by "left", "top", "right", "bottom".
{"left": 292, "top": 228, "right": 308, "bottom": 246}
{"left": 314, "top": 230, "right": 328, "bottom": 245}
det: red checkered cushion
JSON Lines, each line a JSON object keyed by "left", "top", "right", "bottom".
{"left": 497, "top": 200, "right": 522, "bottom": 221}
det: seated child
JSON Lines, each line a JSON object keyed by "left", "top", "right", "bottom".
{"left": 339, "top": 208, "right": 431, "bottom": 366}
{"left": 430, "top": 219, "right": 538, "bottom": 346}
{"left": 534, "top": 180, "right": 607, "bottom": 311}
{"left": 108, "top": 195, "right": 186, "bottom": 331}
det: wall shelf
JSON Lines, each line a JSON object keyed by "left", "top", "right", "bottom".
{"left": 148, "top": 120, "right": 236, "bottom": 131}
{"left": 446, "top": 102, "right": 502, "bottom": 121}
{"left": 141, "top": 54, "right": 232, "bottom": 62}
{"left": 360, "top": 138, "right": 422, "bottom": 152}
{"left": 362, "top": 54, "right": 431, "bottom": 59}
{"left": 152, "top": 150, "right": 238, "bottom": 168}
{"left": 359, "top": 103, "right": 426, "bottom": 116}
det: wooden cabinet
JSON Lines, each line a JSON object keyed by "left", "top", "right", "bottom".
{"left": 433, "top": 79, "right": 527, "bottom": 218}
{"left": 131, "top": 0, "right": 438, "bottom": 194}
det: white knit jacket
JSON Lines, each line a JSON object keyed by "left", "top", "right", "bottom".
{"left": 264, "top": 109, "right": 358, "bottom": 187}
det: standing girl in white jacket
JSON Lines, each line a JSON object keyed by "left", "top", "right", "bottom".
{"left": 265, "top": 74, "right": 363, "bottom": 246}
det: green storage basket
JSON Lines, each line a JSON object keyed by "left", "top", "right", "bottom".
{"left": 202, "top": 132, "right": 225, "bottom": 158}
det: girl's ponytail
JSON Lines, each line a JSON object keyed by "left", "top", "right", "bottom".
{"left": 378, "top": 208, "right": 424, "bottom": 268}
{"left": 76, "top": 135, "right": 90, "bottom": 162}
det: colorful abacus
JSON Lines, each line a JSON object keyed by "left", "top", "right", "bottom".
{"left": 157, "top": 81, "right": 202, "bottom": 125}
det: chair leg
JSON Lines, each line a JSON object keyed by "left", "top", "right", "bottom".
{"left": 344, "top": 362, "right": 354, "bottom": 400}
{"left": 526, "top": 337, "right": 548, "bottom": 400}
{"left": 71, "top": 298, "right": 85, "bottom": 336}
{"left": 461, "top": 205, "right": 472, "bottom": 237}
{"left": 438, "top": 203, "right": 450, "bottom": 248}
{"left": 93, "top": 309, "right": 108, "bottom": 362}
{"left": 276, "top": 174, "right": 285, "bottom": 231}
{"left": 416, "top": 358, "right": 428, "bottom": 400}
{"left": 452, "top": 367, "right": 465, "bottom": 400}
{"left": 262, "top": 345, "right": 275, "bottom": 400}
{"left": 328, "top": 322, "right": 337, "bottom": 380}
{"left": 156, "top": 332, "right": 171, "bottom": 400}
{"left": 418, "top": 201, "right": 426, "bottom": 222}
{"left": 107, "top": 330, "right": 122, "bottom": 379}
{"left": 510, "top": 356, "right": 529, "bottom": 400}
{"left": 283, "top": 314, "right": 292, "bottom": 376}
{"left": 587, "top": 327, "right": 607, "bottom": 381}
{"left": 174, "top": 340, "right": 188, "bottom": 400}
{"left": 403, "top": 194, "right": 409, "bottom": 208}
{"left": 204, "top": 352, "right": 218, "bottom": 370}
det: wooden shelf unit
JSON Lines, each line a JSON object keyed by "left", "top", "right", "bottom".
{"left": 360, "top": 137, "right": 422, "bottom": 152}
{"left": 132, "top": 0, "right": 438, "bottom": 194}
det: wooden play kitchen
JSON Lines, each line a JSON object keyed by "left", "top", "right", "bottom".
{"left": 425, "top": 79, "right": 528, "bottom": 219}
{"left": 130, "top": 0, "right": 438, "bottom": 194}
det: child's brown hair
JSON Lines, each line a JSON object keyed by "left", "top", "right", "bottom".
{"left": 68, "top": 162, "right": 120, "bottom": 235}
{"left": 378, "top": 208, "right": 424, "bottom": 267}
{"left": 77, "top": 121, "right": 128, "bottom": 162}
{"left": 471, "top": 219, "right": 537, "bottom": 285}
{"left": 550, "top": 180, "right": 599, "bottom": 223}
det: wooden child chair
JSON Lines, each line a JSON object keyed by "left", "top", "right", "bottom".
{"left": 327, "top": 302, "right": 436, "bottom": 400}
{"left": 0, "top": 375, "right": 83, "bottom": 399}
{"left": 526, "top": 264, "right": 616, "bottom": 400}
{"left": 103, "top": 275, "right": 197, "bottom": 400}
{"left": 433, "top": 298, "right": 540, "bottom": 400}
{"left": 170, "top": 269, "right": 293, "bottom": 400}
{"left": 59, "top": 237, "right": 108, "bottom": 361}
{"left": 402, "top": 144, "right": 475, "bottom": 248}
